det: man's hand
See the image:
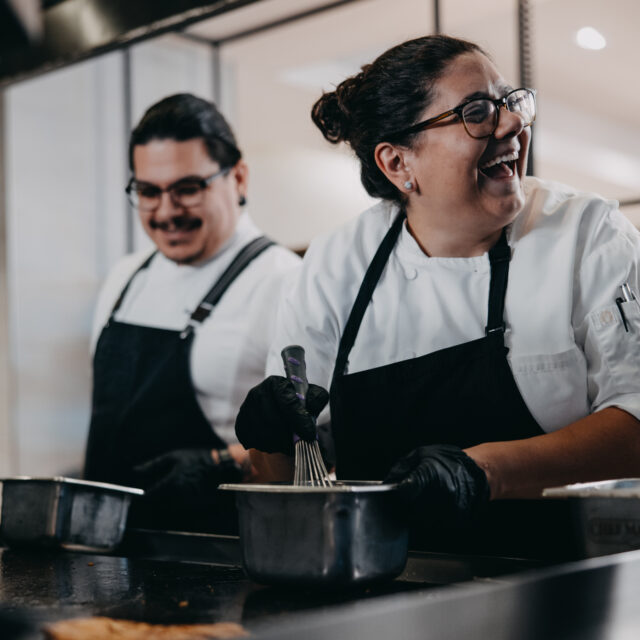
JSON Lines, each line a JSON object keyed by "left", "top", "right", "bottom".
{"left": 384, "top": 444, "right": 490, "bottom": 529}
{"left": 132, "top": 447, "right": 243, "bottom": 501}
{"left": 235, "top": 375, "right": 329, "bottom": 456}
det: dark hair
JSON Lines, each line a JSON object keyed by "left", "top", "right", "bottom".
{"left": 311, "top": 35, "right": 485, "bottom": 204}
{"left": 128, "top": 93, "right": 242, "bottom": 171}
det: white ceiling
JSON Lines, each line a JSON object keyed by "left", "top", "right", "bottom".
{"left": 186, "top": 0, "right": 640, "bottom": 221}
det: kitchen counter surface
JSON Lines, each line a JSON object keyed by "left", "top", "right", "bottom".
{"left": 1, "top": 528, "right": 640, "bottom": 639}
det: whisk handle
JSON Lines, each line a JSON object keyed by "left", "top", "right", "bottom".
{"left": 281, "top": 345, "right": 309, "bottom": 401}
{"left": 281, "top": 345, "right": 312, "bottom": 445}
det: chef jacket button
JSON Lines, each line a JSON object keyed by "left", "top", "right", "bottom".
{"left": 404, "top": 268, "right": 418, "bottom": 280}
{"left": 600, "top": 310, "right": 614, "bottom": 325}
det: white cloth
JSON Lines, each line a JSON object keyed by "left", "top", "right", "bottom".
{"left": 266, "top": 177, "right": 640, "bottom": 433}
{"left": 92, "top": 213, "right": 301, "bottom": 444}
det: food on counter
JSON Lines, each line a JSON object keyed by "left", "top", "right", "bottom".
{"left": 43, "top": 617, "right": 248, "bottom": 639}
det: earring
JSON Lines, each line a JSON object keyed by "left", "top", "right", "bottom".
{"left": 404, "top": 181, "right": 414, "bottom": 191}
{"left": 238, "top": 195, "right": 247, "bottom": 206}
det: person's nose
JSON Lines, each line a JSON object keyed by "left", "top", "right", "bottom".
{"left": 153, "top": 191, "right": 182, "bottom": 221}
{"left": 493, "top": 105, "right": 525, "bottom": 140}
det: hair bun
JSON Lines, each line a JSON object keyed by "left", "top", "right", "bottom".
{"left": 311, "top": 73, "right": 364, "bottom": 144}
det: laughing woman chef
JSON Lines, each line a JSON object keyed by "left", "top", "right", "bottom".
{"left": 235, "top": 35, "right": 640, "bottom": 530}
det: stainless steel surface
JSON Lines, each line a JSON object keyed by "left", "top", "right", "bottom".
{"left": 0, "top": 476, "right": 143, "bottom": 551}
{"left": 543, "top": 479, "right": 640, "bottom": 557}
{"left": 252, "top": 550, "right": 640, "bottom": 640}
{"left": 543, "top": 478, "right": 640, "bottom": 498}
{"left": 294, "top": 440, "right": 332, "bottom": 487}
{"left": 0, "top": 0, "right": 263, "bottom": 87}
{"left": 220, "top": 481, "right": 396, "bottom": 493}
{"left": 220, "top": 481, "right": 408, "bottom": 586}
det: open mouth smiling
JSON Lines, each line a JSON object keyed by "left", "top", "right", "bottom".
{"left": 479, "top": 150, "right": 519, "bottom": 180}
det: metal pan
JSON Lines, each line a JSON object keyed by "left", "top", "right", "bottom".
{"left": 219, "top": 481, "right": 409, "bottom": 587}
{"left": 543, "top": 478, "right": 640, "bottom": 557}
{"left": 0, "top": 476, "right": 143, "bottom": 552}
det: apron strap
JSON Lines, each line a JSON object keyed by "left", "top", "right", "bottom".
{"left": 485, "top": 228, "right": 511, "bottom": 338}
{"left": 332, "top": 217, "right": 512, "bottom": 381}
{"left": 333, "top": 211, "right": 405, "bottom": 380}
{"left": 109, "top": 251, "right": 158, "bottom": 319}
{"left": 181, "top": 235, "right": 275, "bottom": 338}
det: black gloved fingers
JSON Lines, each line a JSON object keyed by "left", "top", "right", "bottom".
{"left": 383, "top": 448, "right": 423, "bottom": 484}
{"left": 132, "top": 453, "right": 178, "bottom": 486}
{"left": 138, "top": 448, "right": 222, "bottom": 499}
{"left": 305, "top": 384, "right": 330, "bottom": 418}
{"left": 235, "top": 376, "right": 329, "bottom": 454}
{"left": 217, "top": 460, "right": 244, "bottom": 484}
{"left": 235, "top": 376, "right": 294, "bottom": 454}
{"left": 382, "top": 444, "right": 491, "bottom": 529}
{"left": 132, "top": 448, "right": 215, "bottom": 491}
{"left": 270, "top": 377, "right": 318, "bottom": 442}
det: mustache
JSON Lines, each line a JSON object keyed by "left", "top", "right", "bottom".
{"left": 149, "top": 216, "right": 202, "bottom": 232}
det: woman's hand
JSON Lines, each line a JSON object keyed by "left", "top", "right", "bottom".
{"left": 384, "top": 444, "right": 490, "bottom": 528}
{"left": 235, "top": 375, "right": 329, "bottom": 456}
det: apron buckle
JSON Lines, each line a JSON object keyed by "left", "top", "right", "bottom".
{"left": 485, "top": 323, "right": 506, "bottom": 336}
{"left": 190, "top": 302, "right": 215, "bottom": 323}
{"left": 180, "top": 325, "right": 195, "bottom": 340}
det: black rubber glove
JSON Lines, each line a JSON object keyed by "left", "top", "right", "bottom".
{"left": 235, "top": 375, "right": 329, "bottom": 456}
{"left": 132, "top": 447, "right": 242, "bottom": 501}
{"left": 384, "top": 444, "right": 490, "bottom": 529}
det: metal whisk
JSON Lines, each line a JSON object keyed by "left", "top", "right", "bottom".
{"left": 281, "top": 345, "right": 333, "bottom": 487}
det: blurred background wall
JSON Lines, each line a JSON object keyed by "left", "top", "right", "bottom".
{"left": 1, "top": 0, "right": 638, "bottom": 475}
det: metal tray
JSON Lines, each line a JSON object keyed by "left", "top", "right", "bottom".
{"left": 219, "top": 481, "right": 409, "bottom": 587}
{"left": 543, "top": 479, "right": 640, "bottom": 557}
{"left": 0, "top": 476, "right": 144, "bottom": 552}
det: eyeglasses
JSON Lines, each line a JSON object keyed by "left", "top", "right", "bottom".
{"left": 126, "top": 167, "right": 231, "bottom": 211}
{"left": 388, "top": 88, "right": 536, "bottom": 140}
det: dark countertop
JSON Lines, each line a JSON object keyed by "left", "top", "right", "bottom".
{"left": 0, "top": 528, "right": 546, "bottom": 639}
{"left": 1, "top": 524, "right": 640, "bottom": 640}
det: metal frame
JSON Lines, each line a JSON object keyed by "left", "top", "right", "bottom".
{"left": 0, "top": 90, "right": 16, "bottom": 475}
{"left": 122, "top": 47, "right": 134, "bottom": 254}
{"left": 518, "top": 0, "right": 535, "bottom": 175}
{"left": 0, "top": 0, "right": 265, "bottom": 89}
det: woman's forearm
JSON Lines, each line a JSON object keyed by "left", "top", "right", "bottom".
{"left": 465, "top": 407, "right": 640, "bottom": 500}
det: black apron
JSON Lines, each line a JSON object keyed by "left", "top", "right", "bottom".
{"left": 329, "top": 213, "right": 552, "bottom": 554}
{"left": 84, "top": 236, "right": 274, "bottom": 532}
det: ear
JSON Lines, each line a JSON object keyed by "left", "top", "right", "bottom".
{"left": 231, "top": 159, "right": 249, "bottom": 201}
{"left": 374, "top": 142, "right": 414, "bottom": 194}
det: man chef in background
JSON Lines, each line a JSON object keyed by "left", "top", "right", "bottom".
{"left": 83, "top": 93, "right": 300, "bottom": 531}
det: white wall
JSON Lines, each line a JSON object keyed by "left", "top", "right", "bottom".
{"left": 5, "top": 52, "right": 126, "bottom": 475}
{"left": 3, "top": 34, "right": 217, "bottom": 476}
{"left": 219, "top": 0, "right": 640, "bottom": 242}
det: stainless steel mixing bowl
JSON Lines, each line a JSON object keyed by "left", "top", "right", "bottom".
{"left": 0, "top": 476, "right": 144, "bottom": 551}
{"left": 219, "top": 481, "right": 409, "bottom": 587}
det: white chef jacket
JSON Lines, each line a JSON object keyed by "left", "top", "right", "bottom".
{"left": 266, "top": 177, "right": 640, "bottom": 433}
{"left": 91, "top": 212, "right": 301, "bottom": 444}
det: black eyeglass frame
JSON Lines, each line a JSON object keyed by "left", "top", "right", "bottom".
{"left": 387, "top": 87, "right": 537, "bottom": 141}
{"left": 125, "top": 166, "right": 232, "bottom": 210}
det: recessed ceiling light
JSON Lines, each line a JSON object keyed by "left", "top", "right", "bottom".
{"left": 576, "top": 27, "right": 606, "bottom": 50}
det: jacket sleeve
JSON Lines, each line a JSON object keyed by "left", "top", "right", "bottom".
{"left": 572, "top": 206, "right": 640, "bottom": 420}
